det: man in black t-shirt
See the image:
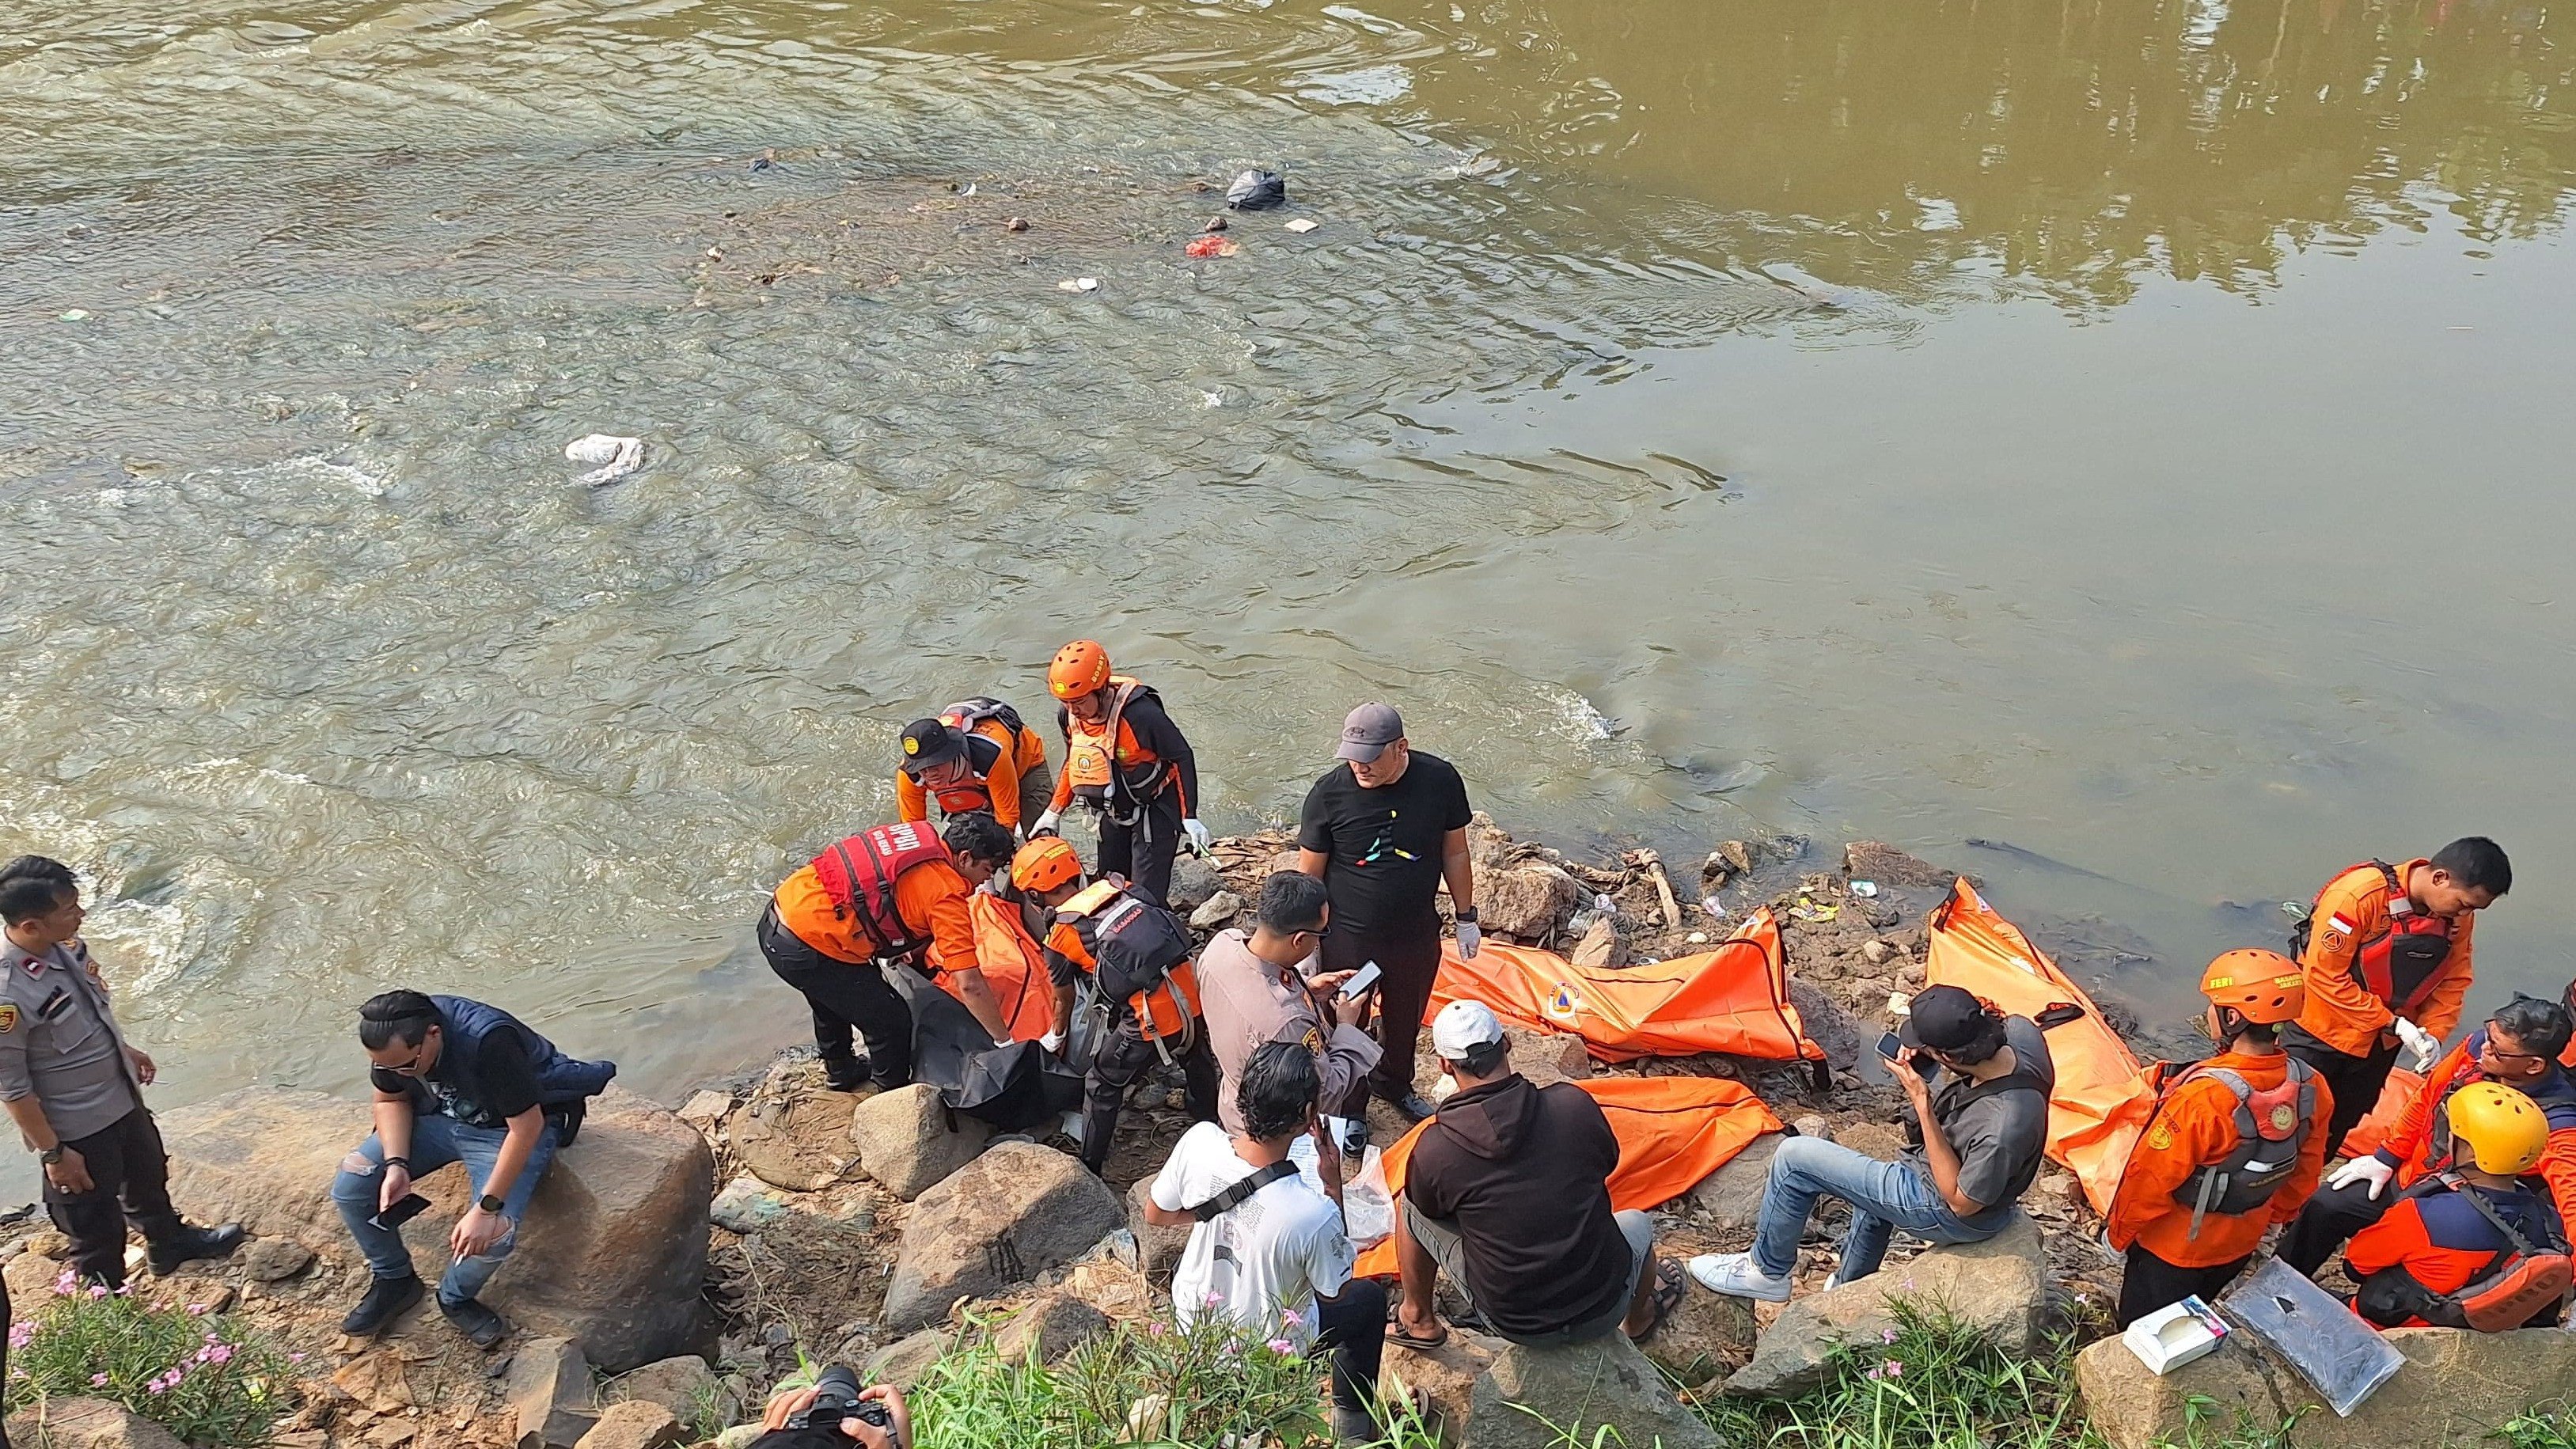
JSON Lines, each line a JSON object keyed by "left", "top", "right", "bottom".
{"left": 1296, "top": 703, "right": 1478, "bottom": 1122}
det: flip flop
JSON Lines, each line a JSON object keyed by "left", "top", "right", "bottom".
{"left": 1383, "top": 1322, "right": 1448, "bottom": 1351}
{"left": 1634, "top": 1259, "right": 1687, "bottom": 1341}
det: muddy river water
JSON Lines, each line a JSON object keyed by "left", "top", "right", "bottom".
{"left": 2, "top": 0, "right": 2572, "bottom": 1189}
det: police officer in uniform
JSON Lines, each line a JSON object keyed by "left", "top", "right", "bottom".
{"left": 330, "top": 989, "right": 616, "bottom": 1348}
{"left": 0, "top": 856, "right": 243, "bottom": 1288}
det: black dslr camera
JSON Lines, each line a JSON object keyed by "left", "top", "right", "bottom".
{"left": 784, "top": 1366, "right": 894, "bottom": 1437}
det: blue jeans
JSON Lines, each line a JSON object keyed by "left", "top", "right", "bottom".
{"left": 331, "top": 1113, "right": 560, "bottom": 1307}
{"left": 1751, "top": 1136, "right": 2001, "bottom": 1281}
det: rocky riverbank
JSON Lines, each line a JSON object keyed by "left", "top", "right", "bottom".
{"left": 0, "top": 821, "right": 2548, "bottom": 1449}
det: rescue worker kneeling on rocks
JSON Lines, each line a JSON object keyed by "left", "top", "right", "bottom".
{"left": 2282, "top": 992, "right": 2576, "bottom": 1278}
{"left": 332, "top": 990, "right": 616, "bottom": 1348}
{"left": 2105, "top": 951, "right": 2331, "bottom": 1328}
{"left": 2282, "top": 838, "right": 2510, "bottom": 1157}
{"left": 1011, "top": 836, "right": 1218, "bottom": 1174}
{"left": 2346, "top": 1082, "right": 2571, "bottom": 1331}
{"left": 758, "top": 815, "right": 1018, "bottom": 1094}
{"left": 893, "top": 699, "right": 1053, "bottom": 837}
{"left": 1031, "top": 639, "right": 1207, "bottom": 908}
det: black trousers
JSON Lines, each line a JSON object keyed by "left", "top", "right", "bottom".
{"left": 1315, "top": 1276, "right": 1390, "bottom": 1413}
{"left": 1081, "top": 1011, "right": 1217, "bottom": 1173}
{"left": 1095, "top": 790, "right": 1184, "bottom": 908}
{"left": 2283, "top": 1029, "right": 2400, "bottom": 1160}
{"left": 2279, "top": 1174, "right": 2392, "bottom": 1278}
{"left": 44, "top": 1106, "right": 186, "bottom": 1290}
{"left": 2115, "top": 1245, "right": 2254, "bottom": 1328}
{"left": 757, "top": 904, "right": 913, "bottom": 1090}
{"left": 1323, "top": 913, "right": 1444, "bottom": 1104}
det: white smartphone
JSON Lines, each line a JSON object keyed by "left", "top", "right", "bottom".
{"left": 1338, "top": 960, "right": 1383, "bottom": 1000}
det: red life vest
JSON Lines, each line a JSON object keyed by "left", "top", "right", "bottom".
{"left": 2160, "top": 1060, "right": 2319, "bottom": 1238}
{"left": 2314, "top": 861, "right": 2457, "bottom": 1016}
{"left": 809, "top": 822, "right": 951, "bottom": 959}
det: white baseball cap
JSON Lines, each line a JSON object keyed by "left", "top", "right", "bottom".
{"left": 1431, "top": 1000, "right": 1507, "bottom": 1061}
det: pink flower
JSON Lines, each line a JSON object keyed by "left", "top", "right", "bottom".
{"left": 87, "top": 1284, "right": 108, "bottom": 1299}
{"left": 90, "top": 1373, "right": 109, "bottom": 1386}
{"left": 1279, "top": 1308, "right": 1303, "bottom": 1330}
{"left": 186, "top": 1303, "right": 212, "bottom": 1316}
{"left": 1880, "top": 1359, "right": 1903, "bottom": 1379}
{"left": 1880, "top": 1328, "right": 1899, "bottom": 1345}
{"left": 51, "top": 1269, "right": 76, "bottom": 1296}
{"left": 1266, "top": 1337, "right": 1295, "bottom": 1355}
{"left": 289, "top": 1352, "right": 307, "bottom": 1364}
{"left": 6, "top": 1323, "right": 33, "bottom": 1349}
{"left": 1144, "top": 1322, "right": 1165, "bottom": 1337}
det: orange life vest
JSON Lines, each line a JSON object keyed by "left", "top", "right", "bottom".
{"left": 1061, "top": 677, "right": 1170, "bottom": 808}
{"left": 810, "top": 822, "right": 951, "bottom": 958}
{"left": 2149, "top": 1059, "right": 2320, "bottom": 1238}
{"left": 1049, "top": 878, "right": 1201, "bottom": 1041}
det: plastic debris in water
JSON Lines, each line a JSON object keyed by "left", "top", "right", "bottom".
{"left": 1226, "top": 169, "right": 1288, "bottom": 210}
{"left": 1284, "top": 218, "right": 1319, "bottom": 233}
{"left": 1184, "top": 236, "right": 1240, "bottom": 259}
{"left": 1850, "top": 880, "right": 1880, "bottom": 897}
{"left": 58, "top": 309, "right": 89, "bottom": 321}
{"left": 1057, "top": 277, "right": 1100, "bottom": 292}
{"left": 1789, "top": 893, "right": 1840, "bottom": 924}
{"left": 1701, "top": 895, "right": 1730, "bottom": 919}
{"left": 563, "top": 434, "right": 644, "bottom": 487}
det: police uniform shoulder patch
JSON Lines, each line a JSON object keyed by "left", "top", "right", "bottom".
{"left": 1302, "top": 1027, "right": 1324, "bottom": 1054}
{"left": 0, "top": 1003, "right": 17, "bottom": 1034}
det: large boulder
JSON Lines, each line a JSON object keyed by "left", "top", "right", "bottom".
{"left": 879, "top": 1141, "right": 1124, "bottom": 1333}
{"left": 506, "top": 1336, "right": 598, "bottom": 1449}
{"left": 860, "top": 1326, "right": 958, "bottom": 1393}
{"left": 1478, "top": 862, "right": 1582, "bottom": 940}
{"left": 726, "top": 1091, "right": 857, "bottom": 1193}
{"left": 851, "top": 1083, "right": 993, "bottom": 1201}
{"left": 1725, "top": 1212, "right": 2047, "bottom": 1398}
{"left": 609, "top": 1355, "right": 730, "bottom": 1428}
{"left": 159, "top": 1086, "right": 715, "bottom": 1371}
{"left": 990, "top": 1292, "right": 1111, "bottom": 1366}
{"left": 0, "top": 1398, "right": 187, "bottom": 1449}
{"left": 2076, "top": 1326, "right": 2576, "bottom": 1449}
{"left": 1686, "top": 1130, "right": 1783, "bottom": 1232}
{"left": 1472, "top": 1333, "right": 1719, "bottom": 1449}
{"left": 574, "top": 1402, "right": 685, "bottom": 1449}
{"left": 1165, "top": 856, "right": 1226, "bottom": 914}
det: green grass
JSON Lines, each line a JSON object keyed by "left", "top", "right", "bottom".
{"left": 1697, "top": 1302, "right": 2106, "bottom": 1449}
{"left": 4, "top": 1273, "right": 291, "bottom": 1447}
{"left": 2498, "top": 1402, "right": 2576, "bottom": 1449}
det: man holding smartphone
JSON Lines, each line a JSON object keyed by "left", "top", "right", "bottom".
{"left": 1198, "top": 872, "right": 1383, "bottom": 1140}
{"left": 1297, "top": 704, "right": 1478, "bottom": 1123}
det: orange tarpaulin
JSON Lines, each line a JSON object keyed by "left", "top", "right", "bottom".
{"left": 2340, "top": 1068, "right": 2426, "bottom": 1162}
{"left": 951, "top": 891, "right": 1059, "bottom": 1042}
{"left": 1924, "top": 878, "right": 2156, "bottom": 1216}
{"left": 1354, "top": 1075, "right": 1780, "bottom": 1278}
{"left": 1424, "top": 907, "right": 1823, "bottom": 1064}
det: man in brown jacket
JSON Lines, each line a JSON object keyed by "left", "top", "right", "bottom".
{"left": 1197, "top": 873, "right": 1380, "bottom": 1137}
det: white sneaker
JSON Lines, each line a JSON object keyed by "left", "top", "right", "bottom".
{"left": 1821, "top": 1273, "right": 1846, "bottom": 1292}
{"left": 1686, "top": 1252, "right": 1793, "bottom": 1303}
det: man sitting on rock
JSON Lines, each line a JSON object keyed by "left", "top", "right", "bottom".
{"left": 1387, "top": 1001, "right": 1681, "bottom": 1350}
{"left": 331, "top": 989, "right": 616, "bottom": 1348}
{"left": 1691, "top": 984, "right": 2054, "bottom": 1302}
{"left": 1142, "top": 1041, "right": 1390, "bottom": 1444}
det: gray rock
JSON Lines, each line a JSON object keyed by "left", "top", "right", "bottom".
{"left": 1188, "top": 890, "right": 1242, "bottom": 930}
{"left": 1166, "top": 856, "right": 1226, "bottom": 914}
{"left": 990, "top": 1292, "right": 1111, "bottom": 1365}
{"left": 1686, "top": 1131, "right": 1783, "bottom": 1232}
{"left": 506, "top": 1336, "right": 599, "bottom": 1449}
{"left": 851, "top": 1082, "right": 994, "bottom": 1201}
{"left": 2075, "top": 1325, "right": 2576, "bottom": 1449}
{"left": 879, "top": 1141, "right": 1125, "bottom": 1333}
{"left": 610, "top": 1355, "right": 730, "bottom": 1428}
{"left": 1478, "top": 862, "right": 1582, "bottom": 940}
{"left": 1842, "top": 841, "right": 1952, "bottom": 890}
{"left": 709, "top": 1177, "right": 789, "bottom": 1234}
{"left": 727, "top": 1092, "right": 857, "bottom": 1193}
{"left": 861, "top": 1327, "right": 956, "bottom": 1393}
{"left": 1725, "top": 1212, "right": 2047, "bottom": 1398}
{"left": 241, "top": 1237, "right": 314, "bottom": 1282}
{"left": 573, "top": 1402, "right": 685, "bottom": 1449}
{"left": 1127, "top": 1175, "right": 1191, "bottom": 1286}
{"left": 1568, "top": 916, "right": 1626, "bottom": 970}
{"left": 0, "top": 1398, "right": 188, "bottom": 1449}
{"left": 1468, "top": 1333, "right": 1719, "bottom": 1449}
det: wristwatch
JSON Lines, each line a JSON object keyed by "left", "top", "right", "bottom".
{"left": 1453, "top": 908, "right": 1478, "bottom": 924}
{"left": 39, "top": 1146, "right": 63, "bottom": 1166}
{"left": 477, "top": 1193, "right": 505, "bottom": 1214}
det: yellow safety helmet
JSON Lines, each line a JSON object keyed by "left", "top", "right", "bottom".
{"left": 2448, "top": 1081, "right": 2551, "bottom": 1176}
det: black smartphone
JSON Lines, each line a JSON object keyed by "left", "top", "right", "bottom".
{"left": 369, "top": 1193, "right": 432, "bottom": 1232}
{"left": 1874, "top": 1031, "right": 1905, "bottom": 1062}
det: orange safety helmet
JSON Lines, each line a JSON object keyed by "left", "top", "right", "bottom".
{"left": 1049, "top": 639, "right": 1113, "bottom": 701}
{"left": 1011, "top": 836, "right": 1083, "bottom": 895}
{"left": 2200, "top": 949, "right": 2306, "bottom": 1025}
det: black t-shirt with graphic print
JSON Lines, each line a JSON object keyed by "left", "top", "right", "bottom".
{"left": 1296, "top": 752, "right": 1473, "bottom": 933}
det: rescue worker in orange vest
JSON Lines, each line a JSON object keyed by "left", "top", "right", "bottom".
{"left": 757, "top": 815, "right": 1018, "bottom": 1093}
{"left": 2347, "top": 1083, "right": 2570, "bottom": 1331}
{"left": 2105, "top": 951, "right": 2331, "bottom": 1328}
{"left": 894, "top": 700, "right": 1053, "bottom": 836}
{"left": 1029, "top": 641, "right": 1206, "bottom": 909}
{"left": 2281, "top": 837, "right": 2510, "bottom": 1157}
{"left": 2282, "top": 994, "right": 2576, "bottom": 1277}
{"left": 2560, "top": 977, "right": 2576, "bottom": 1072}
{"left": 1009, "top": 836, "right": 1219, "bottom": 1174}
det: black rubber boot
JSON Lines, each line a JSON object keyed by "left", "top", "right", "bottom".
{"left": 440, "top": 1295, "right": 510, "bottom": 1349}
{"left": 820, "top": 1047, "right": 870, "bottom": 1093}
{"left": 341, "top": 1274, "right": 424, "bottom": 1336}
{"left": 146, "top": 1223, "right": 246, "bottom": 1276}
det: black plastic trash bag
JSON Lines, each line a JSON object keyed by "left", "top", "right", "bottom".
{"left": 890, "top": 963, "right": 1081, "bottom": 1132}
{"left": 1226, "top": 169, "right": 1287, "bottom": 210}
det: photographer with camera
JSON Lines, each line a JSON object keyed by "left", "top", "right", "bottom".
{"left": 752, "top": 1366, "right": 909, "bottom": 1449}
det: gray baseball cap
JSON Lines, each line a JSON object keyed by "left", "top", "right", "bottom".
{"left": 1336, "top": 702, "right": 1405, "bottom": 762}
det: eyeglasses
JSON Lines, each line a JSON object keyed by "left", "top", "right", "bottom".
{"left": 381, "top": 1046, "right": 432, "bottom": 1076}
{"left": 2481, "top": 1026, "right": 2546, "bottom": 1068}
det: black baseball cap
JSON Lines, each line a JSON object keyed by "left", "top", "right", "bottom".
{"left": 898, "top": 718, "right": 966, "bottom": 775}
{"left": 1898, "top": 984, "right": 1994, "bottom": 1054}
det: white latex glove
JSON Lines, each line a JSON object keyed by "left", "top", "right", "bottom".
{"left": 2327, "top": 1154, "right": 2396, "bottom": 1201}
{"left": 1182, "top": 817, "right": 1212, "bottom": 855}
{"left": 2393, "top": 1016, "right": 2440, "bottom": 1073}
{"left": 992, "top": 1034, "right": 1017, "bottom": 1050}
{"left": 1455, "top": 920, "right": 1483, "bottom": 958}
{"left": 1039, "top": 1030, "right": 1065, "bottom": 1055}
{"left": 1030, "top": 809, "right": 1061, "bottom": 838}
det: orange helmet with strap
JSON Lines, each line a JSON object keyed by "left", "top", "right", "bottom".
{"left": 1011, "top": 836, "right": 1083, "bottom": 895}
{"left": 1049, "top": 640, "right": 1113, "bottom": 701}
{"left": 2201, "top": 949, "right": 2306, "bottom": 1025}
